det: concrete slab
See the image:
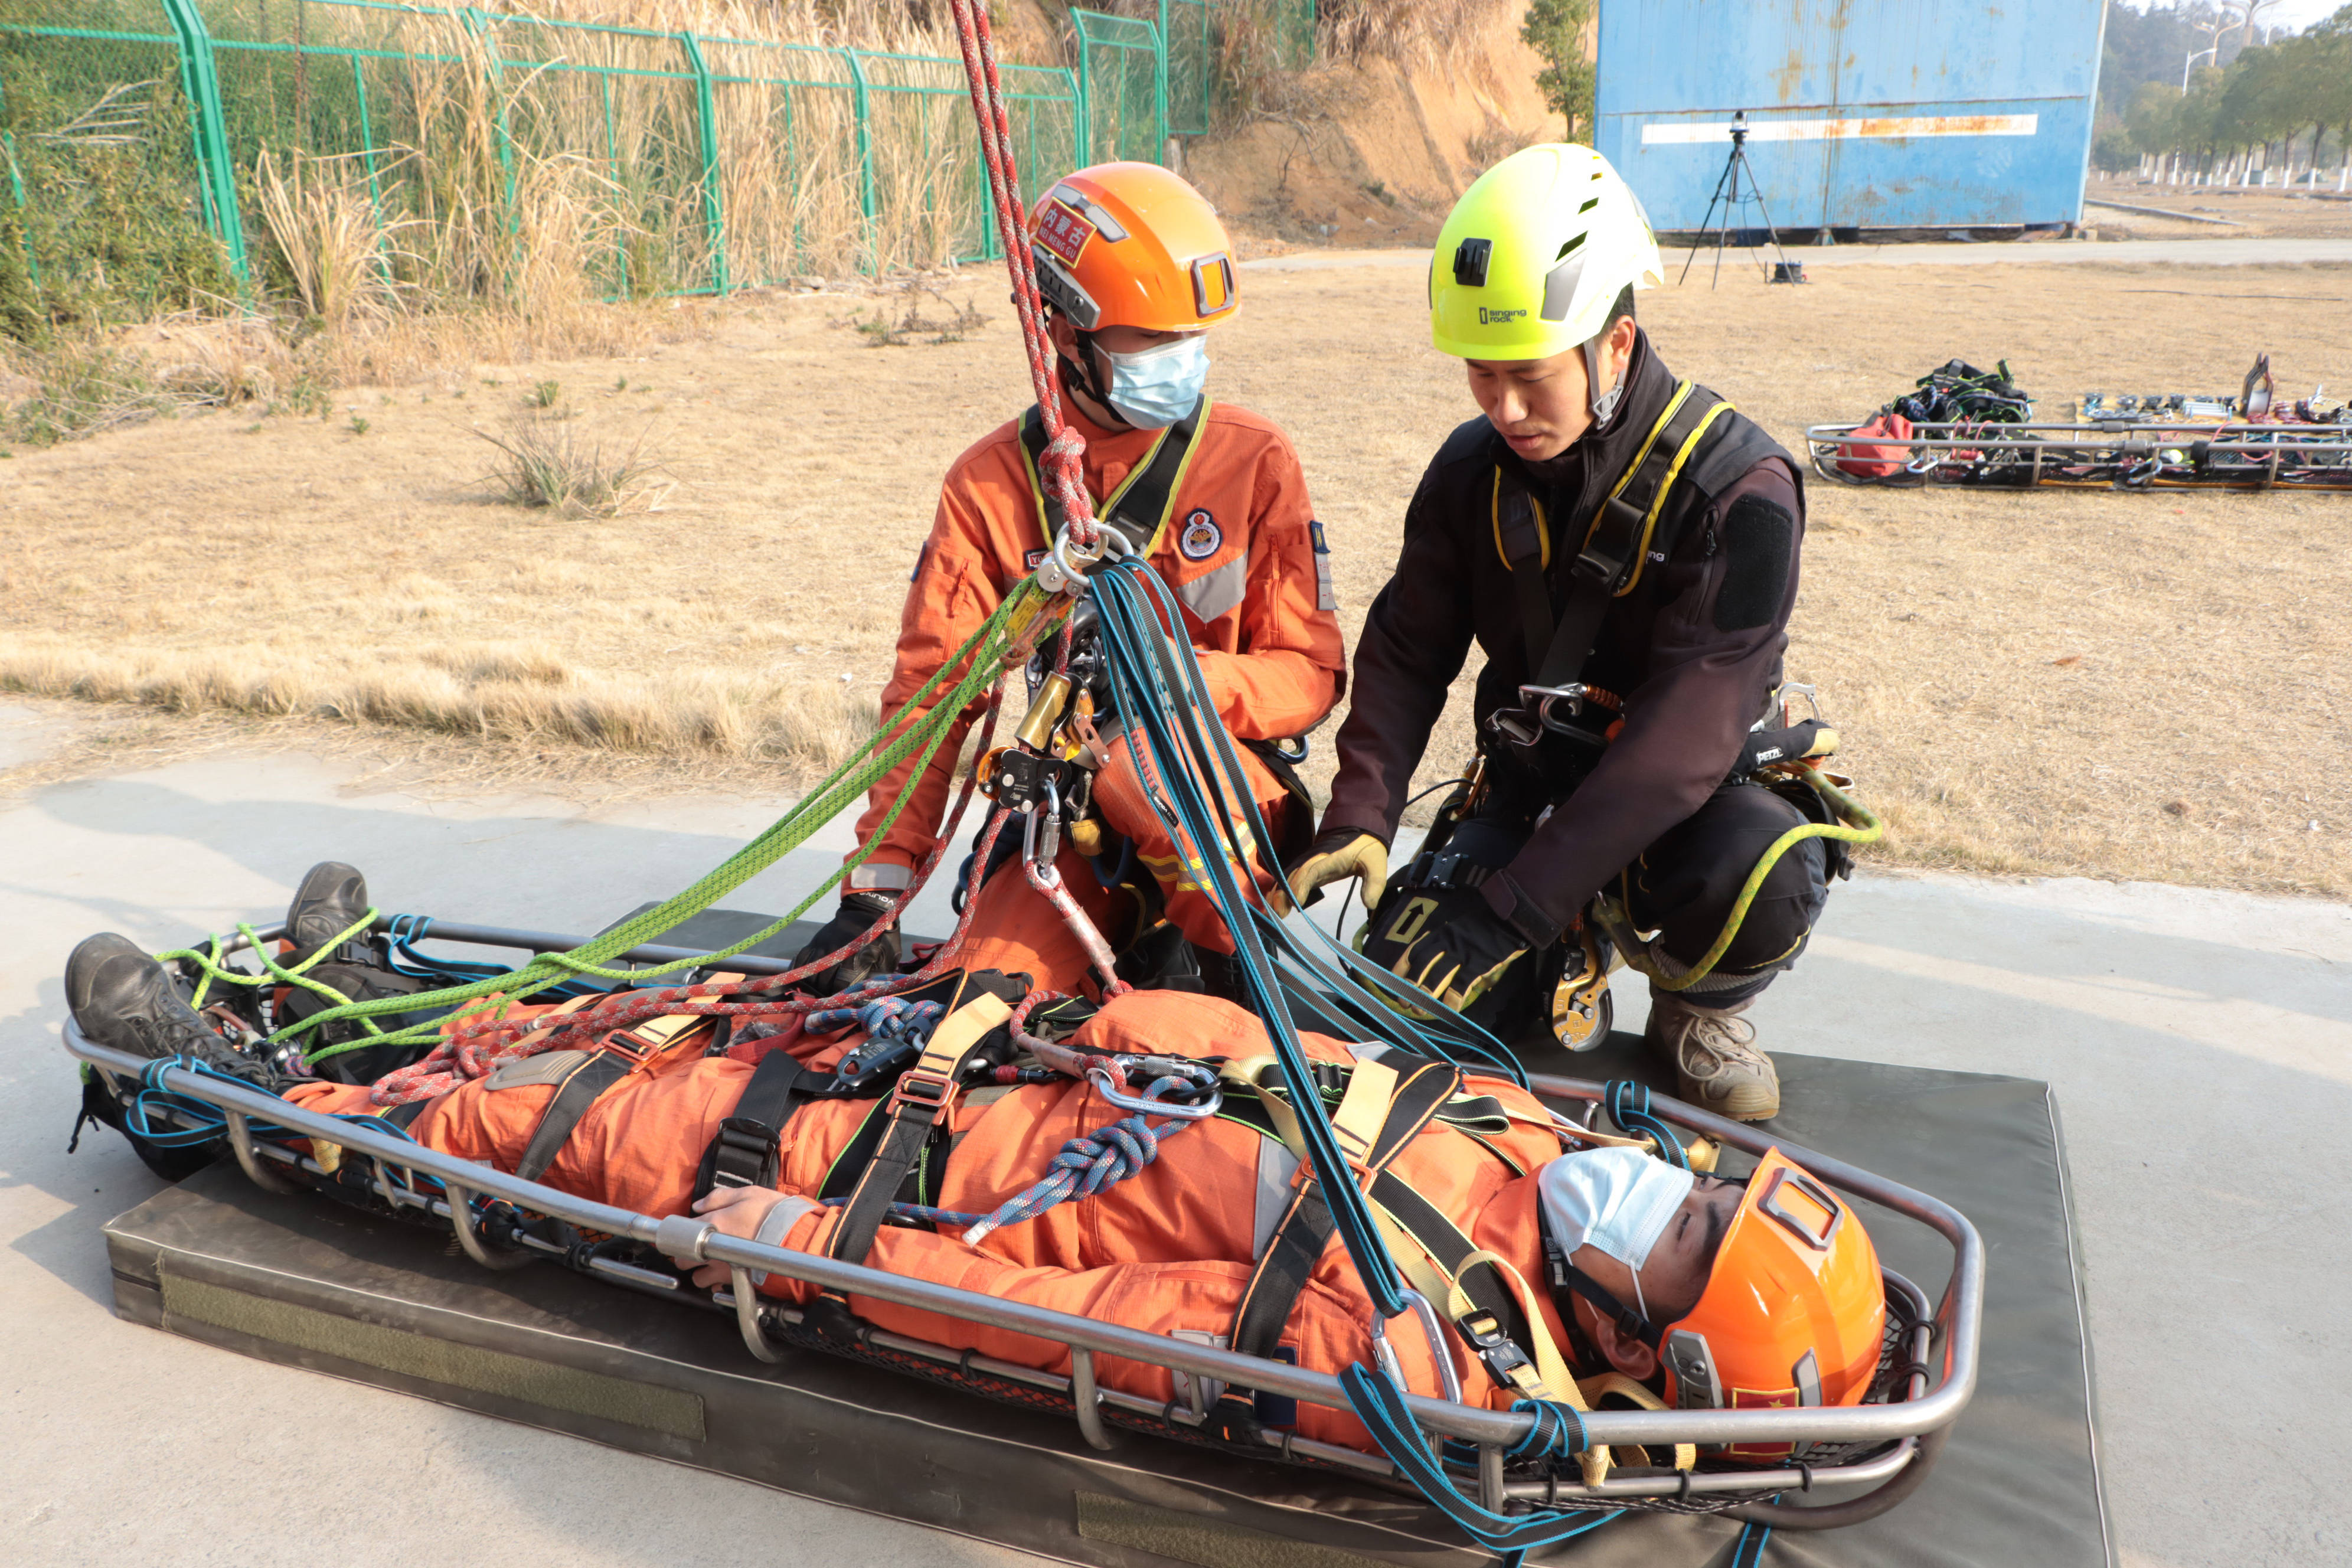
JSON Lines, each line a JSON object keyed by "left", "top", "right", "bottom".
{"left": 1243, "top": 239, "right": 2352, "bottom": 272}
{"left": 3, "top": 743, "right": 2345, "bottom": 1567}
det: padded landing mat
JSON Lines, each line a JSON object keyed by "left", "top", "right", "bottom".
{"left": 102, "top": 1043, "right": 2111, "bottom": 1568}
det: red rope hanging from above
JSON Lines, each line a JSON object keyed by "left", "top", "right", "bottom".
{"left": 946, "top": 0, "right": 1097, "bottom": 552}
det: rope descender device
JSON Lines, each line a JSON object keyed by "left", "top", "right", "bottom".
{"left": 1038, "top": 522, "right": 1116, "bottom": 596}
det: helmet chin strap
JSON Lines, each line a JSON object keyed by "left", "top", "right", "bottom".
{"left": 1583, "top": 334, "right": 1626, "bottom": 425}
{"left": 1056, "top": 326, "right": 1131, "bottom": 431}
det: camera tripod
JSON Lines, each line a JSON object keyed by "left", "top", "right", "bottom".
{"left": 1679, "top": 111, "right": 1802, "bottom": 288}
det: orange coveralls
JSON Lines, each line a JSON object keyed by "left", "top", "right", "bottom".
{"left": 856, "top": 402, "right": 1346, "bottom": 987}
{"left": 286, "top": 989, "right": 1573, "bottom": 1453}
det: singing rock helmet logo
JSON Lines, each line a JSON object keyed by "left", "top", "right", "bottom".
{"left": 1478, "top": 306, "right": 1527, "bottom": 326}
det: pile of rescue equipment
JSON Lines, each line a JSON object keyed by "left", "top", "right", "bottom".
{"left": 58, "top": 1, "right": 1982, "bottom": 1556}
{"left": 1816, "top": 352, "right": 2352, "bottom": 489}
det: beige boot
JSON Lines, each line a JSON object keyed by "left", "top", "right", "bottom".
{"left": 1645, "top": 991, "right": 1779, "bottom": 1121}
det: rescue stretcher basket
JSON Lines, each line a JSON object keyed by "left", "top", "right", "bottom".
{"left": 1807, "top": 417, "right": 2352, "bottom": 490}
{"left": 66, "top": 913, "right": 1985, "bottom": 1533}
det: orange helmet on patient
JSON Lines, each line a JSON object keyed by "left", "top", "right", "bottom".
{"left": 1545, "top": 1146, "right": 1886, "bottom": 1460}
{"left": 1025, "top": 164, "right": 1239, "bottom": 427}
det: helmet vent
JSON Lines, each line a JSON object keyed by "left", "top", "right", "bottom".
{"left": 1759, "top": 1166, "right": 1845, "bottom": 1251}
{"left": 1453, "top": 237, "right": 1492, "bottom": 288}
{"left": 1579, "top": 196, "right": 1602, "bottom": 214}
{"left": 1792, "top": 1349, "right": 1823, "bottom": 1407}
{"left": 1556, "top": 234, "right": 1585, "bottom": 261}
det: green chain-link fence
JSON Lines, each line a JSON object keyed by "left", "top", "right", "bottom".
{"left": 1163, "top": 0, "right": 1211, "bottom": 138}
{"left": 1069, "top": 10, "right": 1161, "bottom": 168}
{"left": 1, "top": 0, "right": 1306, "bottom": 310}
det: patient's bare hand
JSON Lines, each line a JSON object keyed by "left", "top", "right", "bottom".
{"left": 675, "top": 1184, "right": 784, "bottom": 1289}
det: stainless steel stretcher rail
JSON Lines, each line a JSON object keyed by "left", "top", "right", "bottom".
{"left": 65, "top": 913, "right": 1985, "bottom": 1528}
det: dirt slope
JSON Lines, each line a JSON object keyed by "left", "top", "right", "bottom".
{"left": 1184, "top": 4, "right": 1557, "bottom": 253}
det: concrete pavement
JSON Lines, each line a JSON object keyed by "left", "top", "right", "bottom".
{"left": 2, "top": 703, "right": 2345, "bottom": 1567}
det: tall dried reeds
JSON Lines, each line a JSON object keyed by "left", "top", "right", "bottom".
{"left": 253, "top": 148, "right": 413, "bottom": 331}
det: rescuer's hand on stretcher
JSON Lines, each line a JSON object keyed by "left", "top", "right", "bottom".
{"left": 671, "top": 1184, "right": 789, "bottom": 1291}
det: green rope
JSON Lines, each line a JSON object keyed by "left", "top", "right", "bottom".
{"left": 163, "top": 580, "right": 1059, "bottom": 1065}
{"left": 164, "top": 909, "right": 383, "bottom": 1028}
{"left": 1614, "top": 766, "right": 1884, "bottom": 992}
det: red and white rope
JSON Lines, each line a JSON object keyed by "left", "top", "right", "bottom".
{"left": 945, "top": 0, "right": 1096, "bottom": 549}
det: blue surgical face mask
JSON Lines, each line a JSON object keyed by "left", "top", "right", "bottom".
{"left": 1103, "top": 333, "right": 1209, "bottom": 429}
{"left": 1538, "top": 1146, "right": 1696, "bottom": 1323}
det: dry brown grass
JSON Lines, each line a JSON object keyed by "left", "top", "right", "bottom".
{"left": 3, "top": 257, "right": 2348, "bottom": 897}
{"left": 0, "top": 635, "right": 880, "bottom": 775}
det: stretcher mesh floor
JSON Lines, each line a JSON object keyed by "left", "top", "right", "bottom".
{"left": 102, "top": 1024, "right": 2111, "bottom": 1568}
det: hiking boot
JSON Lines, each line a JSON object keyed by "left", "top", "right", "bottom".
{"left": 65, "top": 933, "right": 282, "bottom": 1088}
{"left": 286, "top": 860, "right": 373, "bottom": 966}
{"left": 1645, "top": 991, "right": 1779, "bottom": 1122}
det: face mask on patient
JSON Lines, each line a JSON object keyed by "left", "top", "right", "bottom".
{"left": 1537, "top": 1145, "right": 1696, "bottom": 1325}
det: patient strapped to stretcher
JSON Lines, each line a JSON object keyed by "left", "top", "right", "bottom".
{"left": 66, "top": 893, "right": 1889, "bottom": 1468}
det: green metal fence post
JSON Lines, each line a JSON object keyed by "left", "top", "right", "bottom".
{"left": 460, "top": 8, "right": 517, "bottom": 208}
{"left": 1153, "top": 18, "right": 1167, "bottom": 164}
{"left": 678, "top": 31, "right": 729, "bottom": 295}
{"left": 351, "top": 55, "right": 381, "bottom": 205}
{"left": 602, "top": 74, "right": 628, "bottom": 296}
{"left": 2, "top": 131, "right": 39, "bottom": 289}
{"left": 1156, "top": 0, "right": 1170, "bottom": 163}
{"left": 158, "top": 0, "right": 250, "bottom": 282}
{"left": 844, "top": 49, "right": 877, "bottom": 274}
{"left": 1073, "top": 32, "right": 1092, "bottom": 164}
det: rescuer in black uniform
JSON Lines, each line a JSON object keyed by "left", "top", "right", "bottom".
{"left": 1286, "top": 146, "right": 1848, "bottom": 1122}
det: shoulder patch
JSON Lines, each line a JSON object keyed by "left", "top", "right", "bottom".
{"left": 1714, "top": 494, "right": 1795, "bottom": 632}
{"left": 1178, "top": 508, "right": 1223, "bottom": 561}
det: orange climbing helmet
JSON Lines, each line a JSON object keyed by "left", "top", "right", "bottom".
{"left": 1658, "top": 1148, "right": 1887, "bottom": 1458}
{"left": 1026, "top": 163, "right": 1239, "bottom": 335}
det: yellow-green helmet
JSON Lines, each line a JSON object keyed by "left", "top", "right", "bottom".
{"left": 1430, "top": 145, "right": 1662, "bottom": 363}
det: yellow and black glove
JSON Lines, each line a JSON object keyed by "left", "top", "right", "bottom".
{"left": 1359, "top": 884, "right": 1531, "bottom": 1014}
{"left": 1283, "top": 828, "right": 1389, "bottom": 912}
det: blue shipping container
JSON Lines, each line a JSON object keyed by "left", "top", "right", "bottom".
{"left": 1594, "top": 0, "right": 2106, "bottom": 233}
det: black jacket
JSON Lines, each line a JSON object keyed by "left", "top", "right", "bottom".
{"left": 1324, "top": 331, "right": 1805, "bottom": 933}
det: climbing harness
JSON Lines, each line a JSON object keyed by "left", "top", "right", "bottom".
{"left": 1482, "top": 377, "right": 1781, "bottom": 781}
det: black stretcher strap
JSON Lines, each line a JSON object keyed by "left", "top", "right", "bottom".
{"left": 691, "top": 1049, "right": 814, "bottom": 1205}
{"left": 825, "top": 983, "right": 1015, "bottom": 1270}
{"left": 1367, "top": 1168, "right": 1531, "bottom": 1353}
{"left": 1209, "top": 1057, "right": 1464, "bottom": 1438}
{"left": 1218, "top": 1082, "right": 1513, "bottom": 1143}
{"left": 514, "top": 1052, "right": 633, "bottom": 1182}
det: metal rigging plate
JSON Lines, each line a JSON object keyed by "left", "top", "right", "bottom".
{"left": 99, "top": 1038, "right": 2108, "bottom": 1568}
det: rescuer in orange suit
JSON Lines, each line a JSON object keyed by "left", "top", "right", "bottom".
{"left": 790, "top": 162, "right": 1347, "bottom": 1001}
{"left": 63, "top": 926, "right": 1892, "bottom": 1465}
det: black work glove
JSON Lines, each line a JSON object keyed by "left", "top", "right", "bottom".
{"left": 1359, "top": 884, "right": 1533, "bottom": 1016}
{"left": 792, "top": 891, "right": 901, "bottom": 997}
